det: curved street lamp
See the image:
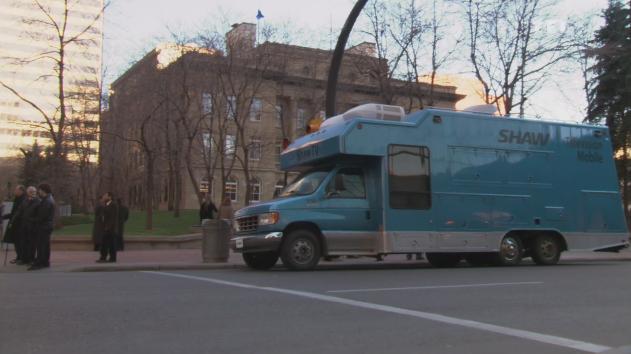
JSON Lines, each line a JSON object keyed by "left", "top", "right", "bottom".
{"left": 324, "top": 0, "right": 368, "bottom": 118}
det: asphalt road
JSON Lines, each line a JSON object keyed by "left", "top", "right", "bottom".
{"left": 1, "top": 260, "right": 630, "bottom": 354}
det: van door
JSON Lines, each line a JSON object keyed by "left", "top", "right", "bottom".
{"left": 319, "top": 167, "right": 379, "bottom": 254}
{"left": 384, "top": 145, "right": 435, "bottom": 252}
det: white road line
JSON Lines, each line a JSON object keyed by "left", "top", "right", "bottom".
{"left": 142, "top": 271, "right": 611, "bottom": 353}
{"left": 327, "top": 281, "right": 544, "bottom": 293}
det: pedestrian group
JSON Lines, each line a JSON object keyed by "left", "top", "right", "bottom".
{"left": 1, "top": 184, "right": 55, "bottom": 271}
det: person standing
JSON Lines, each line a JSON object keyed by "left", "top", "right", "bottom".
{"left": 199, "top": 195, "right": 218, "bottom": 222}
{"left": 116, "top": 198, "right": 129, "bottom": 251}
{"left": 97, "top": 192, "right": 118, "bottom": 263}
{"left": 16, "top": 186, "right": 40, "bottom": 265}
{"left": 91, "top": 194, "right": 105, "bottom": 252}
{"left": 28, "top": 184, "right": 55, "bottom": 271}
{"left": 3, "top": 185, "right": 26, "bottom": 264}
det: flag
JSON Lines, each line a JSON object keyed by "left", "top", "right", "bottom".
{"left": 256, "top": 9, "right": 264, "bottom": 20}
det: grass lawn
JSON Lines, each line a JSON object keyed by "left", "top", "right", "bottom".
{"left": 55, "top": 209, "right": 200, "bottom": 236}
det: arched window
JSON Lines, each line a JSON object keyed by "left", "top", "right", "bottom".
{"left": 274, "top": 180, "right": 285, "bottom": 198}
{"left": 249, "top": 177, "right": 261, "bottom": 202}
{"left": 225, "top": 176, "right": 238, "bottom": 202}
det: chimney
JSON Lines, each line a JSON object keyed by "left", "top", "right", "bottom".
{"left": 347, "top": 42, "right": 377, "bottom": 57}
{"left": 226, "top": 23, "right": 256, "bottom": 53}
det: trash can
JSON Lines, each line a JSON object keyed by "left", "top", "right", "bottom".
{"left": 201, "top": 219, "right": 231, "bottom": 263}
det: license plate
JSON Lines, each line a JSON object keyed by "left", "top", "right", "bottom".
{"left": 236, "top": 238, "right": 244, "bottom": 249}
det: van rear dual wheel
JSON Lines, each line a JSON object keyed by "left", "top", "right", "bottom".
{"left": 494, "top": 235, "right": 524, "bottom": 266}
{"left": 243, "top": 252, "right": 279, "bottom": 270}
{"left": 280, "top": 229, "right": 322, "bottom": 270}
{"left": 531, "top": 234, "right": 561, "bottom": 265}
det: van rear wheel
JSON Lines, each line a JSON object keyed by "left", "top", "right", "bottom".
{"left": 531, "top": 234, "right": 561, "bottom": 265}
{"left": 280, "top": 229, "right": 321, "bottom": 270}
{"left": 494, "top": 235, "right": 523, "bottom": 266}
{"left": 426, "top": 253, "right": 462, "bottom": 268}
{"left": 243, "top": 252, "right": 279, "bottom": 270}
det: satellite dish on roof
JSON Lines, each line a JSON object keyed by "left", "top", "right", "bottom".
{"left": 463, "top": 104, "right": 498, "bottom": 115}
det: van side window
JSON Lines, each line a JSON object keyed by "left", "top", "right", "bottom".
{"left": 326, "top": 168, "right": 366, "bottom": 198}
{"left": 388, "top": 145, "right": 431, "bottom": 209}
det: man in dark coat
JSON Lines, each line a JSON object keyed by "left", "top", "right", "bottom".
{"left": 116, "top": 198, "right": 129, "bottom": 251}
{"left": 3, "top": 185, "right": 25, "bottom": 264}
{"left": 97, "top": 192, "right": 119, "bottom": 263}
{"left": 16, "top": 186, "right": 40, "bottom": 265}
{"left": 91, "top": 194, "right": 105, "bottom": 252}
{"left": 28, "top": 184, "right": 55, "bottom": 271}
{"left": 199, "top": 195, "right": 218, "bottom": 222}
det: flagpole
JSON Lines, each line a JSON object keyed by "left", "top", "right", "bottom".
{"left": 256, "top": 10, "right": 264, "bottom": 46}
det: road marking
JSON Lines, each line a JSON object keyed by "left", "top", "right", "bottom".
{"left": 327, "top": 281, "right": 544, "bottom": 293}
{"left": 142, "top": 271, "right": 611, "bottom": 353}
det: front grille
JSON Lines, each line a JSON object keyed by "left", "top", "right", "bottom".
{"left": 237, "top": 216, "right": 258, "bottom": 232}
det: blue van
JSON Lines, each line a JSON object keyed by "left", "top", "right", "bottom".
{"left": 230, "top": 104, "right": 630, "bottom": 270}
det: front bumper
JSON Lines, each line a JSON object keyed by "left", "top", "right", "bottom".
{"left": 230, "top": 232, "right": 283, "bottom": 253}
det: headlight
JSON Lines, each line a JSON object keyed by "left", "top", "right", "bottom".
{"left": 258, "top": 212, "right": 280, "bottom": 226}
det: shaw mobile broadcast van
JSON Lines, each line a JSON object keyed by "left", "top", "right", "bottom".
{"left": 230, "top": 104, "right": 630, "bottom": 270}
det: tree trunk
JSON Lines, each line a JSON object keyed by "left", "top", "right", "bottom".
{"left": 145, "top": 152, "right": 154, "bottom": 230}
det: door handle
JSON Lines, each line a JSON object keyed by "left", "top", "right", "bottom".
{"left": 365, "top": 210, "right": 371, "bottom": 219}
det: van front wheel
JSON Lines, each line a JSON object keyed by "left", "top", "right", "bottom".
{"left": 280, "top": 229, "right": 321, "bottom": 270}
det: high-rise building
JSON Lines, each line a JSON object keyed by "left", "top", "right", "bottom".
{"left": 0, "top": 0, "right": 103, "bottom": 158}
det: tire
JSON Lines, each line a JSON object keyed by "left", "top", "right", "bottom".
{"left": 426, "top": 253, "right": 462, "bottom": 268}
{"left": 465, "top": 253, "right": 494, "bottom": 267}
{"left": 280, "top": 229, "right": 321, "bottom": 270}
{"left": 531, "top": 234, "right": 562, "bottom": 265}
{"left": 243, "top": 252, "right": 278, "bottom": 270}
{"left": 493, "top": 235, "right": 524, "bottom": 266}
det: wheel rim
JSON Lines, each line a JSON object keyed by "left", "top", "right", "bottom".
{"left": 539, "top": 239, "right": 557, "bottom": 260}
{"left": 291, "top": 239, "right": 314, "bottom": 265}
{"left": 500, "top": 237, "right": 520, "bottom": 261}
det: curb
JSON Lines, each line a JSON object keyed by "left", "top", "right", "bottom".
{"left": 66, "top": 263, "right": 243, "bottom": 272}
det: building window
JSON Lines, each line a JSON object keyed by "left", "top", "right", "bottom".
{"left": 225, "top": 134, "right": 236, "bottom": 156}
{"left": 274, "top": 180, "right": 285, "bottom": 198}
{"left": 202, "top": 133, "right": 213, "bottom": 152}
{"left": 202, "top": 92, "right": 213, "bottom": 114}
{"left": 227, "top": 96, "right": 236, "bottom": 120}
{"left": 388, "top": 145, "right": 431, "bottom": 209}
{"left": 249, "top": 137, "right": 262, "bottom": 160}
{"left": 297, "top": 108, "right": 306, "bottom": 130}
{"left": 249, "top": 177, "right": 261, "bottom": 202}
{"left": 225, "top": 176, "right": 238, "bottom": 202}
{"left": 250, "top": 98, "right": 262, "bottom": 121}
{"left": 275, "top": 104, "right": 283, "bottom": 128}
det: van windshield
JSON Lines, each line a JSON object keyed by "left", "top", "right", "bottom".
{"left": 278, "top": 169, "right": 331, "bottom": 197}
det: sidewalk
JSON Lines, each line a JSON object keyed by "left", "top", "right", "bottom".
{"left": 1, "top": 248, "right": 630, "bottom": 273}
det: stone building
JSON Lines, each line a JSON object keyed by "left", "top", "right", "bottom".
{"left": 100, "top": 23, "right": 463, "bottom": 211}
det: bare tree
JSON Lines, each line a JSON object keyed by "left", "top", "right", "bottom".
{"left": 461, "top": 0, "right": 574, "bottom": 116}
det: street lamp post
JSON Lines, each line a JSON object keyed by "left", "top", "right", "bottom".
{"left": 324, "top": 0, "right": 368, "bottom": 118}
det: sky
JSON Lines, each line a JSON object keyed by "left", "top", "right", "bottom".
{"left": 103, "top": 0, "right": 609, "bottom": 122}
